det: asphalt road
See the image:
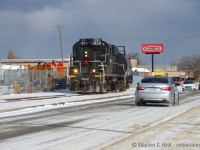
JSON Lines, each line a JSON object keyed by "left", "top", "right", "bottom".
{"left": 0, "top": 91, "right": 199, "bottom": 150}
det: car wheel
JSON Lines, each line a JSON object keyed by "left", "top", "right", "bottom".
{"left": 177, "top": 93, "right": 179, "bottom": 105}
{"left": 169, "top": 94, "right": 176, "bottom": 106}
{"left": 173, "top": 94, "right": 176, "bottom": 106}
{"left": 142, "top": 102, "right": 146, "bottom": 106}
{"left": 135, "top": 100, "right": 141, "bottom": 106}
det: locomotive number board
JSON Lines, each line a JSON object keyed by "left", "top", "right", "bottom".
{"left": 80, "top": 38, "right": 102, "bottom": 46}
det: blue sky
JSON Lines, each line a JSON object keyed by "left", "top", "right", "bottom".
{"left": 0, "top": 0, "right": 200, "bottom": 64}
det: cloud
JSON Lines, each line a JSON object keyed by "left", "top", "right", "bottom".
{"left": 27, "top": 7, "right": 64, "bottom": 33}
{"left": 0, "top": 0, "right": 200, "bottom": 63}
{"left": 0, "top": 0, "right": 68, "bottom": 13}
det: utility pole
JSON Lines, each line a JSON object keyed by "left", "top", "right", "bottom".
{"left": 56, "top": 25, "right": 65, "bottom": 63}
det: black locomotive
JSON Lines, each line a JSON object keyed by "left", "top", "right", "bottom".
{"left": 69, "top": 38, "right": 133, "bottom": 93}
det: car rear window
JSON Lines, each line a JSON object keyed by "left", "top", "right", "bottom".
{"left": 184, "top": 80, "right": 194, "bottom": 84}
{"left": 141, "top": 77, "right": 169, "bottom": 83}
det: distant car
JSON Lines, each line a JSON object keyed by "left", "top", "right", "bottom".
{"left": 178, "top": 78, "right": 185, "bottom": 84}
{"left": 171, "top": 77, "right": 179, "bottom": 84}
{"left": 170, "top": 77, "right": 185, "bottom": 84}
{"left": 135, "top": 76, "right": 179, "bottom": 106}
{"left": 182, "top": 80, "right": 199, "bottom": 91}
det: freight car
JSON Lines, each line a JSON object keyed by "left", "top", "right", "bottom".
{"left": 69, "top": 38, "right": 133, "bottom": 93}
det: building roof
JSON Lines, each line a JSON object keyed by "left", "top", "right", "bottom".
{"left": 138, "top": 65, "right": 178, "bottom": 71}
{"left": 0, "top": 58, "right": 70, "bottom": 64}
{"left": 132, "top": 67, "right": 150, "bottom": 72}
{"left": 0, "top": 65, "right": 24, "bottom": 70}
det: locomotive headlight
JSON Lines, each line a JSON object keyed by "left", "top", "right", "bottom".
{"left": 85, "top": 51, "right": 88, "bottom": 57}
{"left": 92, "top": 69, "right": 96, "bottom": 73}
{"left": 74, "top": 69, "right": 78, "bottom": 73}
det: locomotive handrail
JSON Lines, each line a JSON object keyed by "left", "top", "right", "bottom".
{"left": 117, "top": 46, "right": 126, "bottom": 55}
{"left": 112, "top": 63, "right": 125, "bottom": 73}
{"left": 100, "top": 61, "right": 105, "bottom": 83}
{"left": 71, "top": 60, "right": 106, "bottom": 77}
{"left": 70, "top": 61, "right": 82, "bottom": 63}
{"left": 70, "top": 54, "right": 109, "bottom": 66}
{"left": 79, "top": 63, "right": 82, "bottom": 76}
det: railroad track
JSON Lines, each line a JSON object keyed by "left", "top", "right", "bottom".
{"left": 1, "top": 93, "right": 81, "bottom": 102}
{"left": 0, "top": 92, "right": 135, "bottom": 113}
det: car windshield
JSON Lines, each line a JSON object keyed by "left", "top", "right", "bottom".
{"left": 172, "top": 78, "right": 177, "bottom": 82}
{"left": 184, "top": 80, "right": 194, "bottom": 84}
{"left": 141, "top": 77, "right": 169, "bottom": 83}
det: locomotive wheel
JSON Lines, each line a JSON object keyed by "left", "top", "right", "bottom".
{"left": 126, "top": 84, "right": 130, "bottom": 89}
{"left": 100, "top": 83, "right": 104, "bottom": 93}
{"left": 92, "top": 81, "right": 96, "bottom": 92}
{"left": 75, "top": 81, "right": 80, "bottom": 91}
{"left": 82, "top": 86, "right": 87, "bottom": 93}
{"left": 118, "top": 82, "right": 125, "bottom": 92}
{"left": 111, "top": 82, "right": 116, "bottom": 92}
{"left": 94, "top": 80, "right": 100, "bottom": 93}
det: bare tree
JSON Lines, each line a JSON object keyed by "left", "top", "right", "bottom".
{"left": 192, "top": 55, "right": 200, "bottom": 79}
{"left": 178, "top": 54, "right": 200, "bottom": 79}
{"left": 7, "top": 49, "right": 17, "bottom": 59}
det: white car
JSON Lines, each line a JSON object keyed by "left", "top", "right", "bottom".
{"left": 182, "top": 80, "right": 199, "bottom": 91}
{"left": 135, "top": 76, "right": 179, "bottom": 106}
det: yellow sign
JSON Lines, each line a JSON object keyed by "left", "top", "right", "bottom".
{"left": 155, "top": 72, "right": 166, "bottom": 76}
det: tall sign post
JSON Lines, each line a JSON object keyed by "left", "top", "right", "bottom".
{"left": 142, "top": 44, "right": 164, "bottom": 72}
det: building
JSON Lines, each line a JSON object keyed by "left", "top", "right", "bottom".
{"left": 137, "top": 64, "right": 186, "bottom": 77}
{"left": 0, "top": 59, "right": 70, "bottom": 69}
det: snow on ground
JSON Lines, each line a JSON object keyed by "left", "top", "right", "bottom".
{"left": 0, "top": 88, "right": 135, "bottom": 117}
{"left": 104, "top": 106, "right": 200, "bottom": 150}
{"left": 1, "top": 87, "right": 198, "bottom": 150}
{"left": 1, "top": 92, "right": 200, "bottom": 150}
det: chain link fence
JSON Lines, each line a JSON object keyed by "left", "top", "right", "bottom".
{"left": 0, "top": 68, "right": 146, "bottom": 95}
{"left": 0, "top": 69, "right": 68, "bottom": 95}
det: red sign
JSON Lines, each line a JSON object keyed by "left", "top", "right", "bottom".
{"left": 142, "top": 44, "right": 163, "bottom": 54}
